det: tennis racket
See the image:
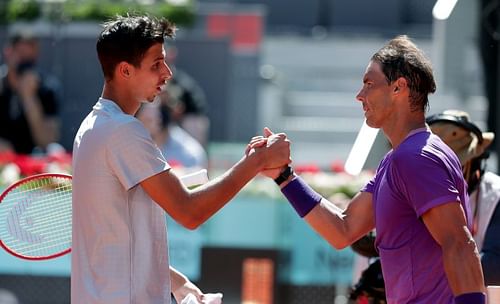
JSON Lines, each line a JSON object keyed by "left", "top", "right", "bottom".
{"left": 0, "top": 169, "right": 209, "bottom": 261}
{"left": 0, "top": 173, "right": 72, "bottom": 260}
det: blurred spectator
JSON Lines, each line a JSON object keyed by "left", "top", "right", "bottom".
{"left": 427, "top": 110, "right": 500, "bottom": 285}
{"left": 479, "top": 0, "right": 499, "bottom": 146}
{"left": 165, "top": 45, "right": 210, "bottom": 147}
{"left": 0, "top": 30, "right": 60, "bottom": 154}
{"left": 137, "top": 89, "right": 208, "bottom": 169}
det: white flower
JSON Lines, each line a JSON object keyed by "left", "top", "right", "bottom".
{"left": 0, "top": 163, "right": 21, "bottom": 186}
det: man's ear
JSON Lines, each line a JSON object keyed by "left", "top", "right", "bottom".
{"left": 393, "top": 77, "right": 407, "bottom": 93}
{"left": 117, "top": 62, "right": 132, "bottom": 78}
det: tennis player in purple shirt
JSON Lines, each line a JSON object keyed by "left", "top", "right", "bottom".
{"left": 361, "top": 128, "right": 472, "bottom": 303}
{"left": 251, "top": 35, "right": 486, "bottom": 303}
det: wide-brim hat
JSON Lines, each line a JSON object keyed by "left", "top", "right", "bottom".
{"left": 426, "top": 110, "right": 495, "bottom": 165}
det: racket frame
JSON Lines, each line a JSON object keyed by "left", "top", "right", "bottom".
{"left": 0, "top": 173, "right": 73, "bottom": 260}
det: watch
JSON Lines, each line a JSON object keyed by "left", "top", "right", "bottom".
{"left": 274, "top": 166, "right": 294, "bottom": 185}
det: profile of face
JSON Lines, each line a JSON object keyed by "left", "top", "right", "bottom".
{"left": 129, "top": 43, "right": 173, "bottom": 103}
{"left": 356, "top": 60, "right": 394, "bottom": 128}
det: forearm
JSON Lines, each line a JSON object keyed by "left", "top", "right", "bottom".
{"left": 442, "top": 242, "right": 485, "bottom": 295}
{"left": 306, "top": 198, "right": 375, "bottom": 249}
{"left": 144, "top": 133, "right": 289, "bottom": 229}
{"left": 305, "top": 200, "right": 353, "bottom": 249}
{"left": 281, "top": 175, "right": 375, "bottom": 249}
{"left": 186, "top": 154, "right": 262, "bottom": 225}
{"left": 170, "top": 266, "right": 188, "bottom": 292}
{"left": 21, "top": 95, "right": 59, "bottom": 147}
{"left": 170, "top": 266, "right": 204, "bottom": 303}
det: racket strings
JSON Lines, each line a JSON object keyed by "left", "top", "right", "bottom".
{"left": 5, "top": 187, "right": 72, "bottom": 229}
{"left": 5, "top": 210, "right": 72, "bottom": 251}
{"left": 0, "top": 176, "right": 72, "bottom": 258}
{"left": 2, "top": 182, "right": 71, "bottom": 255}
{"left": 2, "top": 182, "right": 71, "bottom": 229}
{"left": 1, "top": 188, "right": 70, "bottom": 250}
{"left": 4, "top": 179, "right": 71, "bottom": 228}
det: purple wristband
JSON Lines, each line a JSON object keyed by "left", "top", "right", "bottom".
{"left": 281, "top": 176, "right": 322, "bottom": 217}
{"left": 454, "top": 292, "right": 485, "bottom": 304}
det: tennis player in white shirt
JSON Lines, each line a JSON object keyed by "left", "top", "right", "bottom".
{"left": 71, "top": 14, "right": 291, "bottom": 304}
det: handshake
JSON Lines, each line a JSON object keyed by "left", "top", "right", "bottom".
{"left": 244, "top": 127, "right": 293, "bottom": 182}
{"left": 244, "top": 127, "right": 322, "bottom": 218}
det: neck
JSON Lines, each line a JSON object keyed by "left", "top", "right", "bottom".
{"left": 382, "top": 112, "right": 426, "bottom": 148}
{"left": 101, "top": 81, "right": 140, "bottom": 115}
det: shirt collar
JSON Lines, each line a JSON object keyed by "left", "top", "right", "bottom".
{"left": 404, "top": 126, "right": 430, "bottom": 141}
{"left": 93, "top": 98, "right": 123, "bottom": 115}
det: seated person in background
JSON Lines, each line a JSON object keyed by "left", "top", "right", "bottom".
{"left": 0, "top": 30, "right": 60, "bottom": 154}
{"left": 427, "top": 110, "right": 500, "bottom": 285}
{"left": 137, "top": 88, "right": 208, "bottom": 169}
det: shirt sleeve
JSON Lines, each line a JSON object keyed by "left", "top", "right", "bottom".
{"left": 361, "top": 154, "right": 390, "bottom": 194}
{"left": 361, "top": 176, "right": 375, "bottom": 194}
{"left": 106, "top": 119, "right": 170, "bottom": 190}
{"left": 391, "top": 150, "right": 461, "bottom": 217}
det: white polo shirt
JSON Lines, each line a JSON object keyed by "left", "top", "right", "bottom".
{"left": 71, "top": 98, "right": 171, "bottom": 304}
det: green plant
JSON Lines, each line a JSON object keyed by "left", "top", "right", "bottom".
{"left": 62, "top": 0, "right": 195, "bottom": 26}
{"left": 6, "top": 0, "right": 41, "bottom": 22}
{"left": 62, "top": 1, "right": 137, "bottom": 22}
{"left": 2, "top": 0, "right": 195, "bottom": 27}
{"left": 153, "top": 3, "right": 195, "bottom": 26}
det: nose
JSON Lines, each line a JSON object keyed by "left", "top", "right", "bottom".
{"left": 355, "top": 88, "right": 365, "bottom": 103}
{"left": 163, "top": 62, "right": 173, "bottom": 81}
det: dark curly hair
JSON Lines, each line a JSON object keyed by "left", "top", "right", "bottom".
{"left": 96, "top": 14, "right": 176, "bottom": 79}
{"left": 371, "top": 35, "right": 436, "bottom": 112}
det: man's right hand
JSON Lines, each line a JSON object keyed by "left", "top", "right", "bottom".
{"left": 17, "top": 71, "right": 40, "bottom": 100}
{"left": 246, "top": 127, "right": 290, "bottom": 179}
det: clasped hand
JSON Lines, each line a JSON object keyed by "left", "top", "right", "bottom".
{"left": 245, "top": 127, "right": 291, "bottom": 179}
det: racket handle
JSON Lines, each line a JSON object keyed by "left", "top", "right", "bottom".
{"left": 180, "top": 169, "right": 209, "bottom": 188}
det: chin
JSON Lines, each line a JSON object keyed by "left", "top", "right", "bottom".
{"left": 364, "top": 115, "right": 372, "bottom": 125}
{"left": 145, "top": 95, "right": 157, "bottom": 103}
{"left": 365, "top": 118, "right": 380, "bottom": 129}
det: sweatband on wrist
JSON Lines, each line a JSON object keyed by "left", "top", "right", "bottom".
{"left": 454, "top": 292, "right": 485, "bottom": 304}
{"left": 281, "top": 176, "right": 322, "bottom": 217}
